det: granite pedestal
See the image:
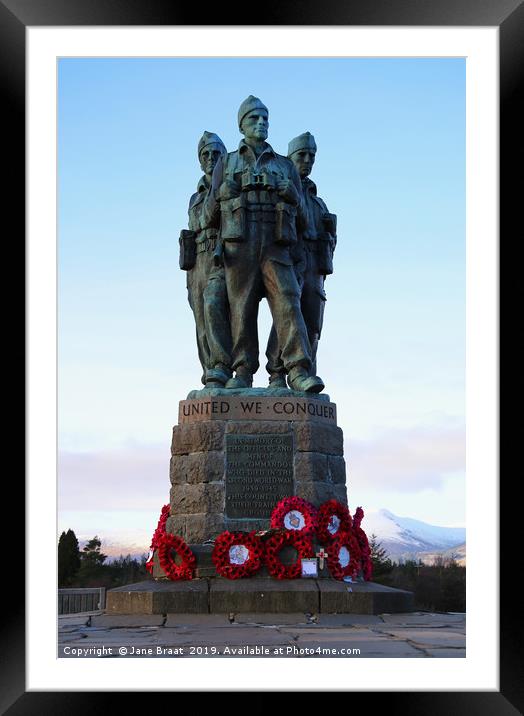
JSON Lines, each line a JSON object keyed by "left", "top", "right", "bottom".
{"left": 165, "top": 390, "right": 346, "bottom": 546}
{"left": 106, "top": 579, "right": 415, "bottom": 615}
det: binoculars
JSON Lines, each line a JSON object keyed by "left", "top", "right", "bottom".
{"left": 241, "top": 170, "right": 278, "bottom": 192}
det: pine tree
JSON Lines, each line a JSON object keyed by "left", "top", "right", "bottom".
{"left": 57, "top": 529, "right": 81, "bottom": 586}
{"left": 368, "top": 533, "right": 393, "bottom": 578}
{"left": 75, "top": 535, "right": 109, "bottom": 586}
{"left": 80, "top": 535, "right": 107, "bottom": 566}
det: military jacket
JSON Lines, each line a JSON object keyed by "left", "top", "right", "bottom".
{"left": 188, "top": 175, "right": 218, "bottom": 253}
{"left": 204, "top": 140, "right": 304, "bottom": 247}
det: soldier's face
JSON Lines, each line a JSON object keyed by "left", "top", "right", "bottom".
{"left": 241, "top": 109, "right": 269, "bottom": 141}
{"left": 199, "top": 146, "right": 224, "bottom": 175}
{"left": 292, "top": 150, "right": 316, "bottom": 178}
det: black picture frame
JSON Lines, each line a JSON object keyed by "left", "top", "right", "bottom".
{"left": 4, "top": 0, "right": 521, "bottom": 711}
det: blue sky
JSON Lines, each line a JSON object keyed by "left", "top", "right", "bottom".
{"left": 58, "top": 57, "right": 465, "bottom": 549}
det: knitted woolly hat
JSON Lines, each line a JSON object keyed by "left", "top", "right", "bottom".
{"left": 237, "top": 95, "right": 268, "bottom": 129}
{"left": 288, "top": 132, "right": 317, "bottom": 157}
{"left": 197, "top": 131, "right": 226, "bottom": 158}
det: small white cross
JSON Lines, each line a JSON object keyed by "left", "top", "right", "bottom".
{"left": 316, "top": 548, "right": 328, "bottom": 570}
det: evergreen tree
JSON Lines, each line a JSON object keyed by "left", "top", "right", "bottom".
{"left": 80, "top": 535, "right": 107, "bottom": 566}
{"left": 57, "top": 529, "right": 81, "bottom": 587}
{"left": 77, "top": 535, "right": 108, "bottom": 585}
{"left": 368, "top": 533, "right": 394, "bottom": 578}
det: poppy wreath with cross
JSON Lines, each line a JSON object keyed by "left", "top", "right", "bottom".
{"left": 145, "top": 504, "right": 170, "bottom": 574}
{"left": 326, "top": 532, "right": 362, "bottom": 581}
{"left": 157, "top": 532, "right": 196, "bottom": 581}
{"left": 316, "top": 499, "right": 352, "bottom": 544}
{"left": 270, "top": 496, "right": 318, "bottom": 537}
{"left": 264, "top": 529, "right": 314, "bottom": 580}
{"left": 212, "top": 531, "right": 265, "bottom": 579}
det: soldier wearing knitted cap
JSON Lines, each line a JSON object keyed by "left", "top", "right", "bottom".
{"left": 266, "top": 131, "right": 337, "bottom": 382}
{"left": 179, "top": 131, "right": 232, "bottom": 387}
{"left": 203, "top": 96, "right": 324, "bottom": 392}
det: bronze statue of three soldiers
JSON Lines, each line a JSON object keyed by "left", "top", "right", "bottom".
{"left": 179, "top": 96, "right": 337, "bottom": 394}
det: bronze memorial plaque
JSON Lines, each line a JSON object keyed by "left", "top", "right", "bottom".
{"left": 225, "top": 434, "right": 294, "bottom": 518}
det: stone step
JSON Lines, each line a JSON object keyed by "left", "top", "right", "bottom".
{"left": 106, "top": 578, "right": 414, "bottom": 615}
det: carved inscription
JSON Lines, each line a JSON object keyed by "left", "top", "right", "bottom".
{"left": 225, "top": 434, "right": 294, "bottom": 518}
{"left": 178, "top": 397, "right": 337, "bottom": 424}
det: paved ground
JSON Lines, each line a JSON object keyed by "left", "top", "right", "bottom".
{"left": 58, "top": 611, "right": 465, "bottom": 658}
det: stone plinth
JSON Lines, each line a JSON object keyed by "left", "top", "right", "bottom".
{"left": 106, "top": 579, "right": 415, "bottom": 615}
{"left": 167, "top": 392, "right": 347, "bottom": 544}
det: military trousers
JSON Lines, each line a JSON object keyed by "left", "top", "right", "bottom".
{"left": 265, "top": 240, "right": 326, "bottom": 377}
{"left": 223, "top": 222, "right": 313, "bottom": 377}
{"left": 186, "top": 247, "right": 232, "bottom": 384}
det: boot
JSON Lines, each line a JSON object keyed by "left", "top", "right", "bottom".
{"left": 225, "top": 367, "right": 253, "bottom": 389}
{"left": 204, "top": 364, "right": 231, "bottom": 388}
{"left": 287, "top": 366, "right": 325, "bottom": 393}
{"left": 268, "top": 372, "right": 288, "bottom": 389}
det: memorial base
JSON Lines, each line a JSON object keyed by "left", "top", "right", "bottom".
{"left": 106, "top": 578, "right": 415, "bottom": 615}
{"left": 168, "top": 393, "right": 347, "bottom": 543}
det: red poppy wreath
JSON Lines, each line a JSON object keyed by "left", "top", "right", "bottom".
{"left": 157, "top": 532, "right": 196, "bottom": 581}
{"left": 212, "top": 531, "right": 264, "bottom": 579}
{"left": 317, "top": 499, "right": 352, "bottom": 544}
{"left": 270, "top": 496, "right": 318, "bottom": 537}
{"left": 145, "top": 504, "right": 170, "bottom": 574}
{"left": 265, "top": 530, "right": 314, "bottom": 580}
{"left": 326, "top": 532, "right": 362, "bottom": 581}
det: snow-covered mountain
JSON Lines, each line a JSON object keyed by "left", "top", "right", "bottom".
{"left": 362, "top": 509, "right": 466, "bottom": 564}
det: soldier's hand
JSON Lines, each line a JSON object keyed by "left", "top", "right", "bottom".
{"left": 217, "top": 180, "right": 241, "bottom": 201}
{"left": 276, "top": 179, "right": 299, "bottom": 205}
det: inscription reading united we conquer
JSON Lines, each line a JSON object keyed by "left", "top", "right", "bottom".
{"left": 178, "top": 397, "right": 336, "bottom": 424}
{"left": 225, "top": 434, "right": 294, "bottom": 518}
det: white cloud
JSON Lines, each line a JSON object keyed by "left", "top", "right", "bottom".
{"left": 58, "top": 443, "right": 169, "bottom": 510}
{"left": 347, "top": 425, "right": 465, "bottom": 492}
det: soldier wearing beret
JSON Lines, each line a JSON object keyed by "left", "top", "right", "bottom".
{"left": 266, "top": 132, "right": 337, "bottom": 384}
{"left": 181, "top": 131, "right": 232, "bottom": 387}
{"left": 203, "top": 97, "right": 324, "bottom": 392}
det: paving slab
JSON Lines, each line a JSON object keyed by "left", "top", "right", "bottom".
{"left": 58, "top": 604, "right": 465, "bottom": 658}
{"left": 73, "top": 627, "right": 161, "bottom": 646}
{"left": 280, "top": 627, "right": 425, "bottom": 658}
{"left": 304, "top": 614, "right": 385, "bottom": 627}
{"left": 380, "top": 612, "right": 466, "bottom": 626}
{"left": 165, "top": 614, "right": 230, "bottom": 627}
{"left": 382, "top": 628, "right": 466, "bottom": 649}
{"left": 58, "top": 625, "right": 88, "bottom": 634}
{"left": 58, "top": 633, "right": 88, "bottom": 644}
{"left": 153, "top": 626, "right": 295, "bottom": 649}
{"left": 90, "top": 615, "right": 165, "bottom": 627}
{"left": 58, "top": 615, "right": 92, "bottom": 627}
{"left": 232, "top": 613, "right": 310, "bottom": 625}
{"left": 424, "top": 648, "right": 466, "bottom": 658}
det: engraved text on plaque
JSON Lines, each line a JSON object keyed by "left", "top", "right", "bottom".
{"left": 225, "top": 434, "right": 294, "bottom": 518}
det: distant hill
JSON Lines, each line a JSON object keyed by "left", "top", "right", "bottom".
{"left": 78, "top": 532, "right": 150, "bottom": 562}
{"left": 363, "top": 509, "right": 466, "bottom": 565}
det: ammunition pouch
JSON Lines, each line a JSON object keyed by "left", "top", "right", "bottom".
{"left": 317, "top": 234, "right": 334, "bottom": 275}
{"left": 220, "top": 195, "right": 246, "bottom": 242}
{"left": 179, "top": 229, "right": 197, "bottom": 271}
{"left": 274, "top": 202, "right": 297, "bottom": 246}
{"left": 322, "top": 212, "right": 337, "bottom": 236}
{"left": 317, "top": 212, "right": 337, "bottom": 275}
{"left": 213, "top": 238, "right": 224, "bottom": 267}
